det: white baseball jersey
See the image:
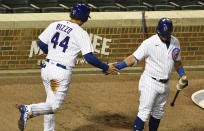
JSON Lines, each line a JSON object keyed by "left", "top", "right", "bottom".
{"left": 133, "top": 34, "right": 182, "bottom": 121}
{"left": 133, "top": 34, "right": 181, "bottom": 79}
{"left": 39, "top": 20, "right": 94, "bottom": 68}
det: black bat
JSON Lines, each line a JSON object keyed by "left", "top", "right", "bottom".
{"left": 170, "top": 76, "right": 187, "bottom": 107}
{"left": 170, "top": 90, "right": 180, "bottom": 107}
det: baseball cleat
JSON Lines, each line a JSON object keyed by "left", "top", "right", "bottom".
{"left": 18, "top": 104, "right": 28, "bottom": 131}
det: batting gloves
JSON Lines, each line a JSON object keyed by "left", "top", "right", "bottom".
{"left": 177, "top": 75, "right": 188, "bottom": 90}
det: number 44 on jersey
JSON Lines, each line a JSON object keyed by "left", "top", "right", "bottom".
{"left": 29, "top": 33, "right": 112, "bottom": 58}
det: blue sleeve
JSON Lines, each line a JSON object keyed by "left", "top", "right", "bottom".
{"left": 83, "top": 53, "right": 109, "bottom": 71}
{"left": 38, "top": 40, "right": 48, "bottom": 54}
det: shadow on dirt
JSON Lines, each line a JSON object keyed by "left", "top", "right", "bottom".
{"left": 74, "top": 112, "right": 133, "bottom": 131}
{"left": 91, "top": 113, "right": 133, "bottom": 129}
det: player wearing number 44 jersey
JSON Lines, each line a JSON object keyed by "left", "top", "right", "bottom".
{"left": 17, "top": 3, "right": 118, "bottom": 131}
{"left": 114, "top": 18, "right": 188, "bottom": 131}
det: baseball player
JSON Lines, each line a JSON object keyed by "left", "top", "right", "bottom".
{"left": 18, "top": 3, "right": 118, "bottom": 131}
{"left": 114, "top": 18, "right": 188, "bottom": 131}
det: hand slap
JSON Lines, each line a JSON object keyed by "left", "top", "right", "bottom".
{"left": 106, "top": 62, "right": 120, "bottom": 75}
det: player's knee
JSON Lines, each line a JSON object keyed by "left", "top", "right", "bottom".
{"left": 151, "top": 108, "right": 164, "bottom": 119}
{"left": 52, "top": 104, "right": 61, "bottom": 113}
{"left": 137, "top": 110, "right": 150, "bottom": 122}
{"left": 151, "top": 113, "right": 164, "bottom": 120}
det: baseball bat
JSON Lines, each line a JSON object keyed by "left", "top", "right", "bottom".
{"left": 170, "top": 90, "right": 180, "bottom": 106}
{"left": 170, "top": 76, "right": 187, "bottom": 107}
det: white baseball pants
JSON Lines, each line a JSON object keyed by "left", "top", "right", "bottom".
{"left": 137, "top": 73, "right": 170, "bottom": 122}
{"left": 28, "top": 61, "right": 72, "bottom": 131}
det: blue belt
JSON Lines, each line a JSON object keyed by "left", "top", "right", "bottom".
{"left": 46, "top": 59, "right": 66, "bottom": 69}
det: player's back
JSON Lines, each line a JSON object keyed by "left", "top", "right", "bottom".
{"left": 39, "top": 21, "right": 93, "bottom": 68}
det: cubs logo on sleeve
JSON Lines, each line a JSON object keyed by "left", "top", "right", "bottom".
{"left": 172, "top": 48, "right": 180, "bottom": 61}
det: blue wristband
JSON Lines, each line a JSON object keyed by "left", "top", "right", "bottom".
{"left": 114, "top": 61, "right": 127, "bottom": 70}
{"left": 176, "top": 67, "right": 185, "bottom": 77}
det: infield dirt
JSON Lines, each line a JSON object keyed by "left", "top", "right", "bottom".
{"left": 0, "top": 71, "right": 203, "bottom": 131}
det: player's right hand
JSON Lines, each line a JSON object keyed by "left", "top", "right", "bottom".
{"left": 177, "top": 75, "right": 188, "bottom": 90}
{"left": 106, "top": 62, "right": 119, "bottom": 75}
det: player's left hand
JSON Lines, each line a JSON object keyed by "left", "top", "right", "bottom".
{"left": 177, "top": 75, "right": 188, "bottom": 90}
{"left": 104, "top": 62, "right": 119, "bottom": 75}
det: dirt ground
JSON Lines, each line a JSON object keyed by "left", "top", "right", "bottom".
{"left": 0, "top": 71, "right": 203, "bottom": 131}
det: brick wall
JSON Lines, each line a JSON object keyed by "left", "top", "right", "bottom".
{"left": 0, "top": 12, "right": 204, "bottom": 70}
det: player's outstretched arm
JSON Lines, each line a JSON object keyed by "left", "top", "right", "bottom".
{"left": 115, "top": 55, "right": 138, "bottom": 70}
{"left": 83, "top": 52, "right": 119, "bottom": 75}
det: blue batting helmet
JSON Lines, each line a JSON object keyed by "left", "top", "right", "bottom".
{"left": 157, "top": 18, "right": 173, "bottom": 34}
{"left": 71, "top": 3, "right": 90, "bottom": 22}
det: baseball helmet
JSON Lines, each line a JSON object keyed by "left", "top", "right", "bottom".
{"left": 157, "top": 18, "right": 173, "bottom": 34}
{"left": 71, "top": 3, "right": 90, "bottom": 22}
